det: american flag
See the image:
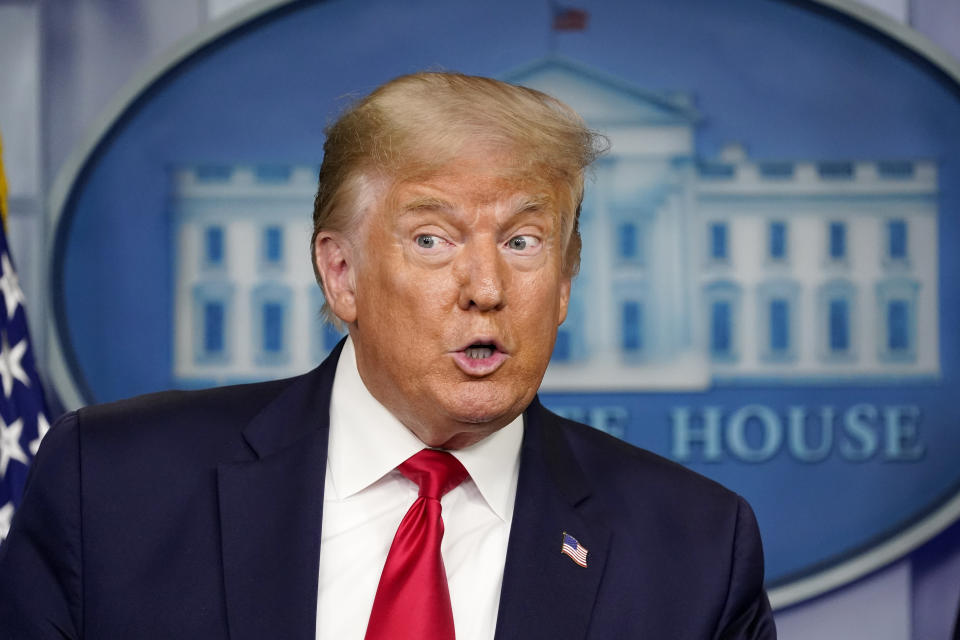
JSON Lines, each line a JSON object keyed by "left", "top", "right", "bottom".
{"left": 0, "top": 131, "right": 51, "bottom": 542}
{"left": 561, "top": 532, "right": 589, "bottom": 567}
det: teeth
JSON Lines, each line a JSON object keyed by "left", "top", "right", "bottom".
{"left": 466, "top": 346, "right": 494, "bottom": 360}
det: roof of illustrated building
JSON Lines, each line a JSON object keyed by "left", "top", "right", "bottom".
{"left": 502, "top": 55, "right": 700, "bottom": 127}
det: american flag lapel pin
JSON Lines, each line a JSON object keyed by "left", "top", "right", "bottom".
{"left": 560, "top": 531, "right": 589, "bottom": 568}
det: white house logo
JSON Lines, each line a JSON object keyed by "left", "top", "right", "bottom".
{"left": 46, "top": 0, "right": 960, "bottom": 609}
{"left": 171, "top": 58, "right": 939, "bottom": 395}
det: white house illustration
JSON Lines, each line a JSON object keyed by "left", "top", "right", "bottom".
{"left": 171, "top": 165, "right": 345, "bottom": 388}
{"left": 170, "top": 57, "right": 939, "bottom": 390}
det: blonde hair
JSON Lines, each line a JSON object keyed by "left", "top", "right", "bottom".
{"left": 311, "top": 71, "right": 607, "bottom": 322}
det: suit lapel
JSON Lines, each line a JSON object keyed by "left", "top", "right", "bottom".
{"left": 218, "top": 342, "right": 342, "bottom": 640}
{"left": 216, "top": 349, "right": 606, "bottom": 639}
{"left": 494, "top": 399, "right": 610, "bottom": 640}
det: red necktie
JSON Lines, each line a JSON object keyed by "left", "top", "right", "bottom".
{"left": 365, "top": 449, "right": 468, "bottom": 640}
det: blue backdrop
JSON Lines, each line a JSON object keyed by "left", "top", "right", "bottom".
{"left": 51, "top": 0, "right": 960, "bottom": 592}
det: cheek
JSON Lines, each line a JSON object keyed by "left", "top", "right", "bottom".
{"left": 516, "top": 283, "right": 563, "bottom": 334}
{"left": 360, "top": 263, "right": 452, "bottom": 338}
{"left": 527, "top": 271, "right": 565, "bottom": 307}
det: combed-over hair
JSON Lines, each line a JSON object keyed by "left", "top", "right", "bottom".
{"left": 311, "top": 71, "right": 608, "bottom": 323}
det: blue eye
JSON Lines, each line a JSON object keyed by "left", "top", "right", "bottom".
{"left": 416, "top": 235, "right": 436, "bottom": 249}
{"left": 509, "top": 236, "right": 528, "bottom": 251}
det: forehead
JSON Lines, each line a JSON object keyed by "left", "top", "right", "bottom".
{"left": 383, "top": 150, "right": 564, "bottom": 213}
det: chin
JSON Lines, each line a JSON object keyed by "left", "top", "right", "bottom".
{"left": 442, "top": 384, "right": 526, "bottom": 426}
{"left": 444, "top": 399, "right": 506, "bottom": 425}
{"left": 452, "top": 410, "right": 505, "bottom": 425}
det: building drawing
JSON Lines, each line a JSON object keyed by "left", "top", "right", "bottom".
{"left": 171, "top": 165, "right": 344, "bottom": 388}
{"left": 170, "top": 57, "right": 939, "bottom": 390}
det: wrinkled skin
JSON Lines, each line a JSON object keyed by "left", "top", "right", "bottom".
{"left": 314, "top": 154, "right": 571, "bottom": 449}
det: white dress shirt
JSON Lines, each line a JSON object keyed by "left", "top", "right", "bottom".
{"left": 316, "top": 338, "right": 523, "bottom": 639}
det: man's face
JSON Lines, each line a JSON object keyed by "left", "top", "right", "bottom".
{"left": 336, "top": 154, "right": 571, "bottom": 449}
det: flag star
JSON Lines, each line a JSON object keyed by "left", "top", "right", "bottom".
{"left": 29, "top": 412, "right": 51, "bottom": 456}
{"left": 0, "top": 253, "right": 24, "bottom": 320}
{"left": 0, "top": 416, "right": 27, "bottom": 477}
{"left": 0, "top": 501, "right": 13, "bottom": 540}
{"left": 0, "top": 330, "right": 29, "bottom": 398}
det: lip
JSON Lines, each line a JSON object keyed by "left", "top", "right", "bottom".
{"left": 451, "top": 337, "right": 509, "bottom": 377}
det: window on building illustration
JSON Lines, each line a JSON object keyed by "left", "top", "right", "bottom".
{"left": 709, "top": 223, "right": 728, "bottom": 261}
{"left": 888, "top": 220, "right": 908, "bottom": 260}
{"left": 876, "top": 278, "right": 918, "bottom": 363}
{"left": 621, "top": 301, "right": 643, "bottom": 354}
{"left": 252, "top": 284, "right": 291, "bottom": 365}
{"left": 710, "top": 300, "right": 732, "bottom": 356}
{"left": 205, "top": 226, "right": 224, "bottom": 266}
{"left": 818, "top": 162, "right": 854, "bottom": 179}
{"left": 613, "top": 216, "right": 646, "bottom": 268}
{"left": 617, "top": 222, "right": 640, "bottom": 263}
{"left": 828, "top": 298, "right": 849, "bottom": 352}
{"left": 818, "top": 280, "right": 856, "bottom": 362}
{"left": 758, "top": 162, "right": 794, "bottom": 179}
{"left": 758, "top": 280, "right": 799, "bottom": 362}
{"left": 255, "top": 165, "right": 292, "bottom": 182}
{"left": 195, "top": 165, "right": 232, "bottom": 181}
{"left": 877, "top": 161, "right": 914, "bottom": 179}
{"left": 887, "top": 300, "right": 909, "bottom": 352}
{"left": 769, "top": 298, "right": 790, "bottom": 353}
{"left": 698, "top": 162, "right": 735, "bottom": 178}
{"left": 203, "top": 301, "right": 224, "bottom": 354}
{"left": 192, "top": 281, "right": 234, "bottom": 365}
{"left": 769, "top": 222, "right": 787, "bottom": 261}
{"left": 705, "top": 280, "right": 741, "bottom": 362}
{"left": 262, "top": 302, "right": 284, "bottom": 353}
{"left": 829, "top": 222, "right": 846, "bottom": 260}
{"left": 263, "top": 226, "right": 284, "bottom": 266}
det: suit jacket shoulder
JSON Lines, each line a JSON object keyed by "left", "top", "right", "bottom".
{"left": 0, "top": 356, "right": 338, "bottom": 640}
{"left": 494, "top": 400, "right": 776, "bottom": 640}
{"left": 74, "top": 377, "right": 294, "bottom": 465}
{"left": 552, "top": 408, "right": 746, "bottom": 529}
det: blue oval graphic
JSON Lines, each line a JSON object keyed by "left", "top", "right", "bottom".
{"left": 48, "top": 0, "right": 960, "bottom": 606}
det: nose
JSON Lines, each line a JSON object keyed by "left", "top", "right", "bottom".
{"left": 455, "top": 239, "right": 506, "bottom": 312}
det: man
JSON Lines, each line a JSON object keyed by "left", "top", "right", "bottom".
{"left": 0, "top": 73, "right": 776, "bottom": 639}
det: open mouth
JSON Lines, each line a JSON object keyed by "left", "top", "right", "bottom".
{"left": 452, "top": 339, "right": 508, "bottom": 376}
{"left": 465, "top": 344, "right": 496, "bottom": 360}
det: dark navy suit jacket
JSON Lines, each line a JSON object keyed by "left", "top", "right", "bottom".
{"left": 0, "top": 343, "right": 775, "bottom": 638}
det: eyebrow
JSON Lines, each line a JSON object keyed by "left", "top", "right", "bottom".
{"left": 514, "top": 195, "right": 550, "bottom": 214}
{"left": 399, "top": 196, "right": 454, "bottom": 214}
{"left": 398, "top": 194, "right": 552, "bottom": 217}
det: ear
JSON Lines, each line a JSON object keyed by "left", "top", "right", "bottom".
{"left": 313, "top": 231, "right": 358, "bottom": 325}
{"left": 557, "top": 276, "right": 571, "bottom": 325}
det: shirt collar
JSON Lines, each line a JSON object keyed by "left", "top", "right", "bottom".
{"left": 327, "top": 336, "right": 523, "bottom": 522}
{"left": 451, "top": 413, "right": 522, "bottom": 522}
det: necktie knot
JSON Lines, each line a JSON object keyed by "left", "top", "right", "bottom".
{"left": 398, "top": 449, "right": 468, "bottom": 500}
